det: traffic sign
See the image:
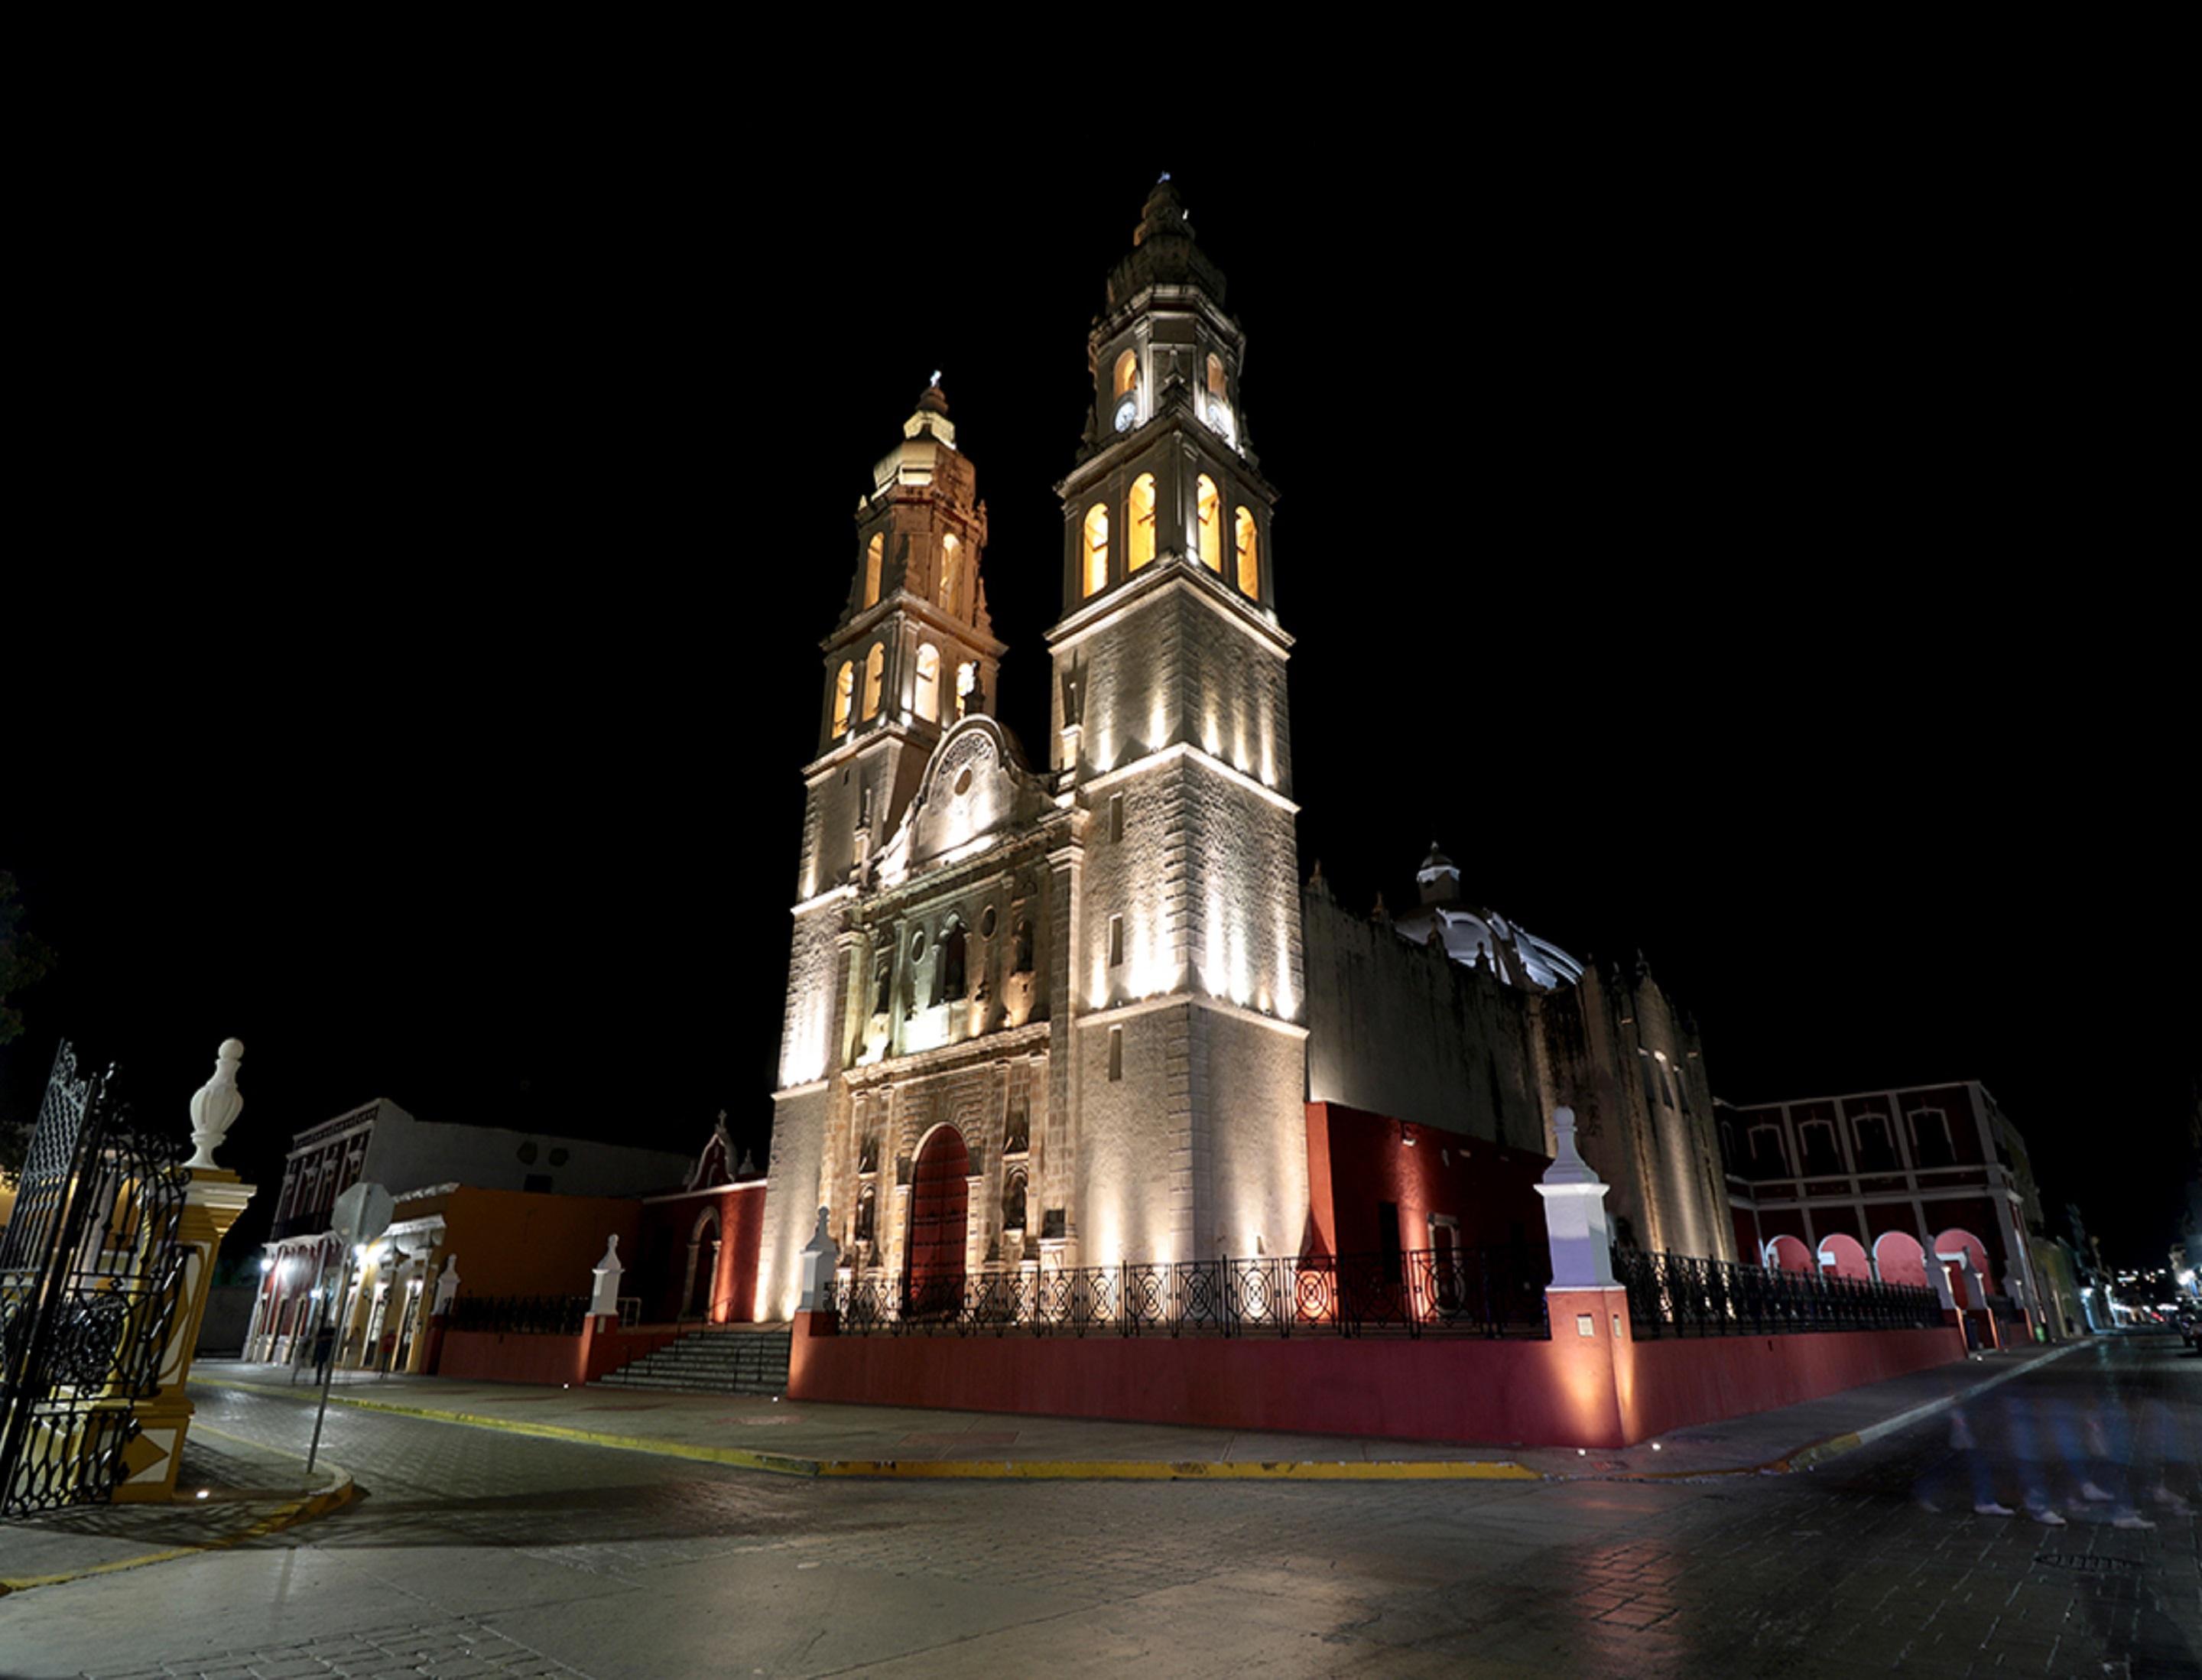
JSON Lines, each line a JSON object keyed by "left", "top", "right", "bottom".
{"left": 330, "top": 1181, "right": 395, "bottom": 1249}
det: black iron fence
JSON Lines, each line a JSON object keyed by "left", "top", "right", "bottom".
{"left": 833, "top": 1246, "right": 1553, "bottom": 1339}
{"left": 1614, "top": 1249, "right": 1941, "bottom": 1337}
{"left": 446, "top": 1294, "right": 592, "bottom": 1336}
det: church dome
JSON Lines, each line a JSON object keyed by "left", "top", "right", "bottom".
{"left": 1390, "top": 842, "right": 1583, "bottom": 991}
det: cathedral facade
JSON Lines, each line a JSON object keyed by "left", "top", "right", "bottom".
{"left": 756, "top": 183, "right": 1729, "bottom": 1321}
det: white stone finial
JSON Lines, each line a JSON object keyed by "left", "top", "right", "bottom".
{"left": 589, "top": 1234, "right": 625, "bottom": 1318}
{"left": 798, "top": 1204, "right": 840, "bottom": 1311}
{"left": 1541, "top": 1106, "right": 1601, "bottom": 1186}
{"left": 1535, "top": 1106, "right": 1617, "bottom": 1289}
{"left": 434, "top": 1256, "right": 461, "bottom": 1314}
{"left": 185, "top": 1038, "right": 245, "bottom": 1171}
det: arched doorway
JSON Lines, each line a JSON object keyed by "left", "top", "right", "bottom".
{"left": 1934, "top": 1228, "right": 1993, "bottom": 1300}
{"left": 1765, "top": 1234, "right": 1814, "bottom": 1273}
{"left": 905, "top": 1126, "right": 969, "bottom": 1317}
{"left": 1872, "top": 1230, "right": 1928, "bottom": 1288}
{"left": 684, "top": 1207, "right": 721, "bottom": 1321}
{"left": 1817, "top": 1233, "right": 1872, "bottom": 1282}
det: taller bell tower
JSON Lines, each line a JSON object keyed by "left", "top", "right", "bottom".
{"left": 1047, "top": 179, "right": 1307, "bottom": 1266}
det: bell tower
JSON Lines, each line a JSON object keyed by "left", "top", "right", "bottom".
{"left": 799, "top": 382, "right": 1005, "bottom": 907}
{"left": 762, "top": 383, "right": 1008, "bottom": 1314}
{"left": 1046, "top": 179, "right": 1307, "bottom": 1267}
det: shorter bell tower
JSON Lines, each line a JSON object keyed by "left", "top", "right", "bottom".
{"left": 798, "top": 382, "right": 1005, "bottom": 906}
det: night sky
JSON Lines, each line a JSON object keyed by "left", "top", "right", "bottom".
{"left": 8, "top": 135, "right": 2191, "bottom": 1266}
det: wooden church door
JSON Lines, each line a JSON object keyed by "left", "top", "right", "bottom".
{"left": 905, "top": 1126, "right": 970, "bottom": 1317}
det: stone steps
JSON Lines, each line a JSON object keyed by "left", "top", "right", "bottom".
{"left": 594, "top": 1326, "right": 793, "bottom": 1396}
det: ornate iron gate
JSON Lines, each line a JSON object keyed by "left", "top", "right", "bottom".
{"left": 0, "top": 1042, "right": 189, "bottom": 1516}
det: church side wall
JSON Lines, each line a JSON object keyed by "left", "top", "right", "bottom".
{"left": 1301, "top": 893, "right": 1547, "bottom": 1152}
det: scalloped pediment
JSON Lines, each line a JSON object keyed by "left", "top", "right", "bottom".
{"left": 876, "top": 719, "right": 1047, "bottom": 885}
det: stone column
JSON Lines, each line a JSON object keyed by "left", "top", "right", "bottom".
{"left": 115, "top": 1040, "right": 258, "bottom": 1503}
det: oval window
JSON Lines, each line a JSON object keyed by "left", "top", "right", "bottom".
{"left": 954, "top": 766, "right": 974, "bottom": 796}
{"left": 911, "top": 928, "right": 927, "bottom": 960}
{"left": 980, "top": 905, "right": 999, "bottom": 938}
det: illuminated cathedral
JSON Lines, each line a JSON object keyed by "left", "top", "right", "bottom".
{"left": 756, "top": 181, "right": 1733, "bottom": 1319}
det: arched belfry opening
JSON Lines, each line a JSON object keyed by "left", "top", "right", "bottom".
{"left": 905, "top": 1125, "right": 970, "bottom": 1316}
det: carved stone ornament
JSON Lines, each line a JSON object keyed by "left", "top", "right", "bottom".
{"left": 186, "top": 1038, "right": 246, "bottom": 1170}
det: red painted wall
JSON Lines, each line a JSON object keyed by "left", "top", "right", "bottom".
{"left": 633, "top": 1184, "right": 767, "bottom": 1324}
{"left": 1305, "top": 1102, "right": 1549, "bottom": 1257}
{"left": 1619, "top": 1327, "right": 1962, "bottom": 1442}
{"left": 716, "top": 1186, "right": 765, "bottom": 1322}
{"left": 443, "top": 1188, "right": 640, "bottom": 1299}
{"left": 434, "top": 1320, "right": 684, "bottom": 1386}
{"left": 789, "top": 1312, "right": 1965, "bottom": 1449}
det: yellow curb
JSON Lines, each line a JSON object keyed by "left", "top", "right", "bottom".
{"left": 0, "top": 1448, "right": 355, "bottom": 1597}
{"left": 193, "top": 1376, "right": 1538, "bottom": 1482}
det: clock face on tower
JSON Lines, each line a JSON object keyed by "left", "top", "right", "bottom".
{"left": 1113, "top": 396, "right": 1137, "bottom": 434}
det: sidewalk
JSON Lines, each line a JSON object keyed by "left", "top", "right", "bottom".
{"left": 192, "top": 1338, "right": 2080, "bottom": 1483}
{"left": 0, "top": 1422, "right": 352, "bottom": 1597}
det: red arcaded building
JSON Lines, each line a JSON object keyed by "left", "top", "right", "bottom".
{"left": 1720, "top": 1080, "right": 2054, "bottom": 1340}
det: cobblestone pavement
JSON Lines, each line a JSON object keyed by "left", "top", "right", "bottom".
{"left": 3, "top": 1335, "right": 2195, "bottom": 1678}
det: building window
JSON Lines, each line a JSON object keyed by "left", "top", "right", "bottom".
{"left": 1207, "top": 353, "right": 1226, "bottom": 402}
{"left": 832, "top": 661, "right": 854, "bottom": 738}
{"left": 1234, "top": 505, "right": 1259, "bottom": 598}
{"left": 1908, "top": 1107, "right": 1954, "bottom": 1168}
{"left": 1108, "top": 1026, "right": 1123, "bottom": 1081}
{"left": 1852, "top": 1112, "right": 1897, "bottom": 1171}
{"left": 861, "top": 643, "right": 885, "bottom": 720}
{"left": 1197, "top": 476, "right": 1222, "bottom": 572}
{"left": 1108, "top": 914, "right": 1124, "bottom": 967}
{"left": 940, "top": 533, "right": 962, "bottom": 613}
{"left": 1129, "top": 474, "right": 1157, "bottom": 572}
{"left": 941, "top": 923, "right": 968, "bottom": 1002}
{"left": 1748, "top": 1125, "right": 1788, "bottom": 1178}
{"left": 1083, "top": 503, "right": 1109, "bottom": 597}
{"left": 855, "top": 1186, "right": 876, "bottom": 1245}
{"left": 1799, "top": 1119, "right": 1843, "bottom": 1176}
{"left": 1114, "top": 348, "right": 1138, "bottom": 398}
{"left": 915, "top": 644, "right": 940, "bottom": 722}
{"left": 1109, "top": 793, "right": 1125, "bottom": 843}
{"left": 1014, "top": 918, "right": 1035, "bottom": 974}
{"left": 863, "top": 532, "right": 883, "bottom": 608}
{"left": 955, "top": 661, "right": 978, "bottom": 719}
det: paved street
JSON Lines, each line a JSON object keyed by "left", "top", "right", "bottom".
{"left": 2, "top": 1334, "right": 2196, "bottom": 1678}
